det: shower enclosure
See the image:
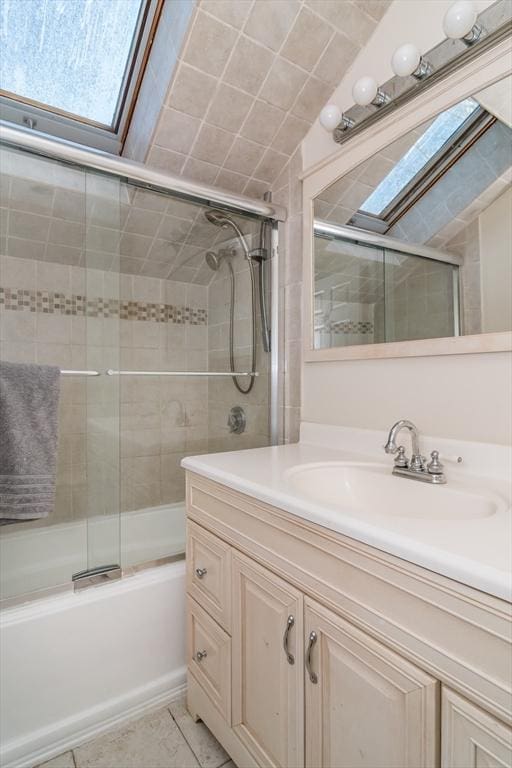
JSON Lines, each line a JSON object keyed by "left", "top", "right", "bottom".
{"left": 0, "top": 122, "right": 283, "bottom": 605}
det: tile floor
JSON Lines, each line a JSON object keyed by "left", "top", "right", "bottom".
{"left": 36, "top": 696, "right": 236, "bottom": 768}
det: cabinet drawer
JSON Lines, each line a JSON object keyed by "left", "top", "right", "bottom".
{"left": 187, "top": 520, "right": 231, "bottom": 632}
{"left": 188, "top": 597, "right": 231, "bottom": 723}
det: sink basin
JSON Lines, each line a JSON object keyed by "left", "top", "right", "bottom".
{"left": 285, "top": 462, "right": 507, "bottom": 521}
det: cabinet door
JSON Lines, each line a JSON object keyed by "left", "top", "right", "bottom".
{"left": 232, "top": 552, "right": 304, "bottom": 768}
{"left": 305, "top": 597, "right": 439, "bottom": 768}
{"left": 442, "top": 687, "right": 512, "bottom": 768}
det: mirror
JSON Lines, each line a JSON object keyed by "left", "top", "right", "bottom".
{"left": 313, "top": 78, "right": 512, "bottom": 351}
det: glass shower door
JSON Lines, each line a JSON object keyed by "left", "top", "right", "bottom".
{"left": 80, "top": 170, "right": 122, "bottom": 580}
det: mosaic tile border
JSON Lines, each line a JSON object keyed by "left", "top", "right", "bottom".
{"left": 328, "top": 320, "right": 374, "bottom": 334}
{"left": 0, "top": 287, "right": 207, "bottom": 326}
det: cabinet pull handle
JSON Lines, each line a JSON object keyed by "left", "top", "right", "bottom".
{"left": 283, "top": 615, "right": 295, "bottom": 665}
{"left": 306, "top": 630, "right": 318, "bottom": 684}
{"left": 195, "top": 567, "right": 207, "bottom": 579}
{"left": 195, "top": 650, "right": 207, "bottom": 662}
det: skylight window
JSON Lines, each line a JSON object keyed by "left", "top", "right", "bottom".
{"left": 0, "top": 0, "right": 161, "bottom": 152}
{"left": 360, "top": 98, "right": 480, "bottom": 216}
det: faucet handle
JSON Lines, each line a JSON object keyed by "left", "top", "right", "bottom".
{"left": 427, "top": 450, "right": 444, "bottom": 475}
{"left": 394, "top": 445, "right": 409, "bottom": 468}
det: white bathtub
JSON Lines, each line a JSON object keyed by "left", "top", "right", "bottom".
{"left": 0, "top": 502, "right": 186, "bottom": 600}
{"left": 0, "top": 560, "right": 187, "bottom": 768}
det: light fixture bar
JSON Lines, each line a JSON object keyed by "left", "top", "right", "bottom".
{"left": 332, "top": 2, "right": 511, "bottom": 145}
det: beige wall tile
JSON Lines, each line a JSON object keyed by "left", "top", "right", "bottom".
{"left": 253, "top": 149, "right": 289, "bottom": 184}
{"left": 6, "top": 237, "right": 46, "bottom": 262}
{"left": 281, "top": 7, "right": 333, "bottom": 72}
{"left": 146, "top": 147, "right": 187, "bottom": 175}
{"left": 292, "top": 75, "right": 333, "bottom": 121}
{"left": 224, "top": 137, "right": 265, "bottom": 176}
{"left": 166, "top": 64, "right": 217, "bottom": 118}
{"left": 272, "top": 114, "right": 311, "bottom": 156}
{"left": 153, "top": 108, "right": 201, "bottom": 155}
{"left": 223, "top": 37, "right": 274, "bottom": 96}
{"left": 244, "top": 0, "right": 300, "bottom": 52}
{"left": 9, "top": 210, "right": 50, "bottom": 242}
{"left": 306, "top": 0, "right": 376, "bottom": 46}
{"left": 314, "top": 31, "right": 360, "bottom": 86}
{"left": 183, "top": 10, "right": 238, "bottom": 77}
{"left": 240, "top": 100, "right": 285, "bottom": 146}
{"left": 259, "top": 57, "right": 308, "bottom": 112}
{"left": 191, "top": 124, "right": 235, "bottom": 166}
{"left": 181, "top": 158, "right": 220, "bottom": 185}
{"left": 201, "top": 0, "right": 252, "bottom": 29}
{"left": 214, "top": 170, "right": 250, "bottom": 194}
{"left": 205, "top": 83, "right": 253, "bottom": 133}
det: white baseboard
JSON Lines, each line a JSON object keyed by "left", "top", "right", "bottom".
{"left": 3, "top": 670, "right": 187, "bottom": 768}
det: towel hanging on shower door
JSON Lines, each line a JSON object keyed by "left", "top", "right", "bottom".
{"left": 0, "top": 361, "right": 61, "bottom": 525}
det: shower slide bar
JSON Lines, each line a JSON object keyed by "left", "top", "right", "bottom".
{"left": 61, "top": 369, "right": 259, "bottom": 377}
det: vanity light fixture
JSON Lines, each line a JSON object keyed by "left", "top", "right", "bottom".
{"left": 443, "top": 0, "right": 484, "bottom": 45}
{"left": 352, "top": 76, "right": 390, "bottom": 107}
{"left": 319, "top": 105, "right": 354, "bottom": 133}
{"left": 391, "top": 43, "right": 433, "bottom": 80}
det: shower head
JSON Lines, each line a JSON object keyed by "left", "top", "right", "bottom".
{"left": 204, "top": 209, "right": 251, "bottom": 260}
{"left": 205, "top": 250, "right": 221, "bottom": 271}
{"left": 204, "top": 209, "right": 231, "bottom": 227}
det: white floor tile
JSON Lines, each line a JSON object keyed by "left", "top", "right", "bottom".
{"left": 73, "top": 707, "right": 199, "bottom": 768}
{"left": 169, "top": 696, "right": 229, "bottom": 768}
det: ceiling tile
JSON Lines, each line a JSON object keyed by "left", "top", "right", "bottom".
{"left": 259, "top": 58, "right": 308, "bottom": 112}
{"left": 280, "top": 7, "right": 333, "bottom": 72}
{"left": 223, "top": 37, "right": 274, "bottom": 96}
{"left": 240, "top": 100, "right": 285, "bottom": 146}
{"left": 183, "top": 11, "right": 238, "bottom": 77}
{"left": 166, "top": 64, "right": 217, "bottom": 118}
{"left": 244, "top": 0, "right": 300, "bottom": 52}
{"left": 205, "top": 83, "right": 253, "bottom": 133}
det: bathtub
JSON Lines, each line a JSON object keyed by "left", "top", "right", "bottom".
{"left": 0, "top": 508, "right": 187, "bottom": 768}
{"left": 0, "top": 502, "right": 186, "bottom": 599}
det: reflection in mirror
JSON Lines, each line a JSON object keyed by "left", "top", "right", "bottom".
{"left": 313, "top": 78, "right": 512, "bottom": 350}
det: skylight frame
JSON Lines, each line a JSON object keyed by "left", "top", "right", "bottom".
{"left": 350, "top": 104, "right": 495, "bottom": 234}
{"left": 0, "top": 0, "right": 163, "bottom": 154}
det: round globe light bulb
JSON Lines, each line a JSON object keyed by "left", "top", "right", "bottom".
{"left": 391, "top": 43, "right": 421, "bottom": 77}
{"left": 319, "top": 104, "right": 342, "bottom": 131}
{"left": 352, "top": 76, "right": 378, "bottom": 107}
{"left": 443, "top": 0, "right": 477, "bottom": 39}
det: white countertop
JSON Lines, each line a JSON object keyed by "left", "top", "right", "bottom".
{"left": 182, "top": 423, "right": 512, "bottom": 602}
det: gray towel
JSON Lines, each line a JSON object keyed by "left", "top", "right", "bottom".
{"left": 0, "top": 361, "right": 61, "bottom": 524}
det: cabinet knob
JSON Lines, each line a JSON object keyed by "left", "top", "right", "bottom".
{"left": 195, "top": 567, "right": 207, "bottom": 579}
{"left": 195, "top": 650, "right": 208, "bottom": 662}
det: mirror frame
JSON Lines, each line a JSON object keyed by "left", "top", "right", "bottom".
{"left": 302, "top": 35, "right": 512, "bottom": 363}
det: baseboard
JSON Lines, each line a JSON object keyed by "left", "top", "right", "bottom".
{"left": 2, "top": 669, "right": 187, "bottom": 768}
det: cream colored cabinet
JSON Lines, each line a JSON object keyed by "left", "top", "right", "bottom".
{"left": 304, "top": 597, "right": 439, "bottom": 768}
{"left": 231, "top": 551, "right": 304, "bottom": 768}
{"left": 185, "top": 475, "right": 512, "bottom": 768}
{"left": 442, "top": 688, "right": 512, "bottom": 768}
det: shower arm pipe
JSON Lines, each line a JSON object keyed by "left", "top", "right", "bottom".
{"left": 0, "top": 121, "right": 287, "bottom": 223}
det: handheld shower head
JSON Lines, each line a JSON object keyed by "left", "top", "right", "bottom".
{"left": 204, "top": 209, "right": 251, "bottom": 260}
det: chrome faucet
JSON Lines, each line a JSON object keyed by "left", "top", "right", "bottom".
{"left": 384, "top": 420, "right": 446, "bottom": 484}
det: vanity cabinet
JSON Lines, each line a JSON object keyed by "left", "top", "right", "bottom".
{"left": 442, "top": 688, "right": 512, "bottom": 768}
{"left": 185, "top": 473, "right": 512, "bottom": 768}
{"left": 305, "top": 598, "right": 438, "bottom": 768}
{"left": 231, "top": 552, "right": 304, "bottom": 768}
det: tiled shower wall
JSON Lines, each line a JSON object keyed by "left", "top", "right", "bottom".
{"left": 0, "top": 254, "right": 209, "bottom": 525}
